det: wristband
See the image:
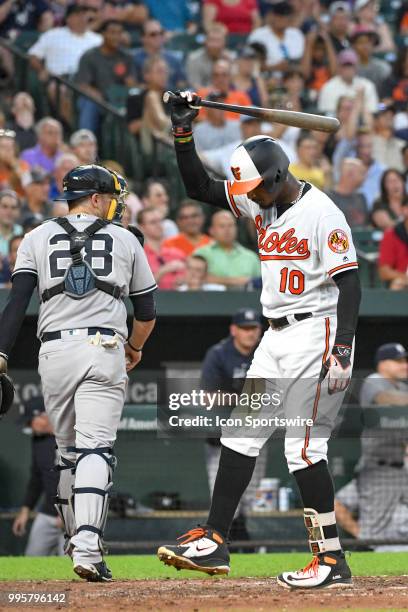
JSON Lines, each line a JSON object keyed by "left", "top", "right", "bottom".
{"left": 127, "top": 339, "right": 142, "bottom": 352}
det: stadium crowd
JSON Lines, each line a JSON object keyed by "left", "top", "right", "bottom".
{"left": 0, "top": 0, "right": 407, "bottom": 291}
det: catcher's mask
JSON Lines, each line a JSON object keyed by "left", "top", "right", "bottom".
{"left": 55, "top": 164, "right": 129, "bottom": 222}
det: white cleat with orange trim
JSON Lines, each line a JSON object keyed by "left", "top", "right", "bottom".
{"left": 277, "top": 551, "right": 353, "bottom": 589}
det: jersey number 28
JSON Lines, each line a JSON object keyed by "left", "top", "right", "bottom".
{"left": 279, "top": 268, "right": 305, "bottom": 295}
{"left": 49, "top": 234, "right": 113, "bottom": 278}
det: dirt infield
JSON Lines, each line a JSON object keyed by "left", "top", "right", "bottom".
{"left": 1, "top": 577, "right": 408, "bottom": 611}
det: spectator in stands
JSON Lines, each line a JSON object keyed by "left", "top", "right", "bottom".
{"left": 20, "top": 168, "right": 53, "bottom": 222}
{"left": 78, "top": 0, "right": 148, "bottom": 30}
{"left": 232, "top": 46, "right": 268, "bottom": 108}
{"left": 248, "top": 1, "right": 304, "bottom": 73}
{"left": 69, "top": 129, "right": 97, "bottom": 165}
{"left": 20, "top": 118, "right": 63, "bottom": 175}
{"left": 194, "top": 93, "right": 241, "bottom": 152}
{"left": 372, "top": 169, "right": 408, "bottom": 230}
{"left": 6, "top": 93, "right": 37, "bottom": 152}
{"left": 0, "top": 0, "right": 53, "bottom": 38}
{"left": 350, "top": 25, "right": 391, "bottom": 93}
{"left": 326, "top": 158, "right": 369, "bottom": 227}
{"left": 22, "top": 213, "right": 45, "bottom": 234}
{"left": 380, "top": 47, "right": 408, "bottom": 108}
{"left": 0, "top": 232, "right": 23, "bottom": 287}
{"left": 141, "top": 179, "right": 178, "bottom": 238}
{"left": 318, "top": 49, "right": 378, "bottom": 114}
{"left": 372, "top": 104, "right": 405, "bottom": 172}
{"left": 133, "top": 19, "right": 186, "bottom": 91}
{"left": 202, "top": 0, "right": 261, "bottom": 35}
{"left": 300, "top": 28, "right": 338, "bottom": 95}
{"left": 186, "top": 23, "right": 232, "bottom": 90}
{"left": 137, "top": 207, "right": 186, "bottom": 290}
{"left": 289, "top": 132, "right": 327, "bottom": 190}
{"left": 0, "top": 190, "right": 22, "bottom": 257}
{"left": 0, "top": 129, "right": 31, "bottom": 196}
{"left": 142, "top": 0, "right": 194, "bottom": 33}
{"left": 378, "top": 200, "right": 408, "bottom": 290}
{"left": 163, "top": 201, "right": 211, "bottom": 256}
{"left": 126, "top": 56, "right": 172, "bottom": 155}
{"left": 194, "top": 210, "right": 260, "bottom": 289}
{"left": 328, "top": 1, "right": 352, "bottom": 53}
{"left": 75, "top": 19, "right": 137, "bottom": 134}
{"left": 197, "top": 59, "right": 251, "bottom": 122}
{"left": 177, "top": 254, "right": 226, "bottom": 291}
{"left": 28, "top": 5, "right": 102, "bottom": 80}
{"left": 353, "top": 0, "right": 395, "bottom": 54}
{"left": 51, "top": 152, "right": 80, "bottom": 199}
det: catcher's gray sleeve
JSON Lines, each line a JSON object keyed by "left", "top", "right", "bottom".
{"left": 128, "top": 235, "right": 157, "bottom": 296}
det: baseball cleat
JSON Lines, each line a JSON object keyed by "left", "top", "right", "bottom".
{"left": 73, "top": 560, "right": 113, "bottom": 582}
{"left": 277, "top": 551, "right": 353, "bottom": 589}
{"left": 157, "top": 526, "right": 230, "bottom": 576}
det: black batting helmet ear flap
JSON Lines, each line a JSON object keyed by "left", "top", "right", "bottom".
{"left": 229, "top": 136, "right": 290, "bottom": 196}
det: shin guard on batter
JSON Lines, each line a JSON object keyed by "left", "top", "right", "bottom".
{"left": 304, "top": 508, "right": 341, "bottom": 554}
{"left": 54, "top": 455, "right": 76, "bottom": 553}
{"left": 69, "top": 446, "right": 116, "bottom": 564}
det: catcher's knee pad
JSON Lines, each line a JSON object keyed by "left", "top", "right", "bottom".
{"left": 54, "top": 455, "right": 77, "bottom": 539}
{"left": 304, "top": 507, "right": 340, "bottom": 554}
{"left": 69, "top": 446, "right": 116, "bottom": 551}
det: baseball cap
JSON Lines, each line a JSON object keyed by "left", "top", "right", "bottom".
{"left": 354, "top": 0, "right": 372, "bottom": 11}
{"left": 375, "top": 343, "right": 407, "bottom": 365}
{"left": 349, "top": 24, "right": 379, "bottom": 45}
{"left": 232, "top": 308, "right": 262, "bottom": 327}
{"left": 329, "top": 1, "right": 351, "bottom": 15}
{"left": 338, "top": 49, "right": 358, "bottom": 65}
{"left": 22, "top": 213, "right": 45, "bottom": 232}
{"left": 239, "top": 46, "right": 258, "bottom": 59}
{"left": 374, "top": 102, "right": 396, "bottom": 116}
{"left": 70, "top": 128, "right": 97, "bottom": 148}
{"left": 30, "top": 167, "right": 50, "bottom": 184}
{"left": 264, "top": 1, "right": 294, "bottom": 16}
{"left": 65, "top": 4, "right": 87, "bottom": 19}
{"left": 240, "top": 114, "right": 260, "bottom": 123}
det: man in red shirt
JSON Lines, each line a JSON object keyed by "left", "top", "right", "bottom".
{"left": 137, "top": 207, "right": 186, "bottom": 290}
{"left": 163, "top": 200, "right": 211, "bottom": 256}
{"left": 378, "top": 201, "right": 408, "bottom": 290}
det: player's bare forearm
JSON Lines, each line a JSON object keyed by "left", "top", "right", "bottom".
{"left": 374, "top": 390, "right": 408, "bottom": 406}
{"left": 128, "top": 318, "right": 155, "bottom": 351}
{"left": 378, "top": 265, "right": 408, "bottom": 284}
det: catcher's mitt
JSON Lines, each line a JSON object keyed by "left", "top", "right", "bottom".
{"left": 0, "top": 373, "right": 15, "bottom": 418}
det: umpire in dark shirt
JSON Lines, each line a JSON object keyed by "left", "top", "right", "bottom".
{"left": 201, "top": 309, "right": 267, "bottom": 529}
{"left": 12, "top": 397, "right": 64, "bottom": 556}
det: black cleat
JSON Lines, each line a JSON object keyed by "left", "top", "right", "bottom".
{"left": 73, "top": 560, "right": 113, "bottom": 582}
{"left": 157, "top": 525, "right": 230, "bottom": 576}
{"left": 277, "top": 551, "right": 353, "bottom": 589}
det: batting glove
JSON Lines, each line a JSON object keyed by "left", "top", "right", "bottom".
{"left": 320, "top": 344, "right": 352, "bottom": 394}
{"left": 171, "top": 91, "right": 201, "bottom": 138}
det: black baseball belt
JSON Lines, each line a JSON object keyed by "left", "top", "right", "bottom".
{"left": 268, "top": 312, "right": 312, "bottom": 331}
{"left": 377, "top": 460, "right": 404, "bottom": 469}
{"left": 41, "top": 327, "right": 116, "bottom": 343}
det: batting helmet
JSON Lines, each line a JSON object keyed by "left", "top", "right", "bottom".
{"left": 229, "top": 136, "right": 290, "bottom": 197}
{"left": 55, "top": 164, "right": 128, "bottom": 221}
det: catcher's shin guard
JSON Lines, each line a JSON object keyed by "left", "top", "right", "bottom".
{"left": 70, "top": 446, "right": 116, "bottom": 560}
{"left": 54, "top": 455, "right": 76, "bottom": 548}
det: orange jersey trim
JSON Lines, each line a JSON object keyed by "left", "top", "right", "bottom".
{"left": 302, "top": 317, "right": 331, "bottom": 466}
{"left": 226, "top": 181, "right": 242, "bottom": 218}
{"left": 328, "top": 262, "right": 358, "bottom": 276}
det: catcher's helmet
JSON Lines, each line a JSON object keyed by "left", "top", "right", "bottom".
{"left": 55, "top": 164, "right": 128, "bottom": 221}
{"left": 229, "top": 136, "right": 290, "bottom": 197}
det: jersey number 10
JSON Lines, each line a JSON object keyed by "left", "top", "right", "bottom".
{"left": 279, "top": 268, "right": 305, "bottom": 295}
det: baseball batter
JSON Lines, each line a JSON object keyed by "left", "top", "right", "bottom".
{"left": 158, "top": 91, "right": 361, "bottom": 589}
{"left": 0, "top": 165, "right": 156, "bottom": 581}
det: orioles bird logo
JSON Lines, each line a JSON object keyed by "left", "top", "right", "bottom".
{"left": 231, "top": 166, "right": 241, "bottom": 180}
{"left": 328, "top": 229, "right": 349, "bottom": 253}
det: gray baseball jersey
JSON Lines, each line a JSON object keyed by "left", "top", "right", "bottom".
{"left": 13, "top": 213, "right": 156, "bottom": 339}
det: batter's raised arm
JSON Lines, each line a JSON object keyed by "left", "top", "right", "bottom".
{"left": 170, "top": 91, "right": 230, "bottom": 209}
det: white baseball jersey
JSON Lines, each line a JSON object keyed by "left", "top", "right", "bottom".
{"left": 13, "top": 213, "right": 157, "bottom": 339}
{"left": 224, "top": 182, "right": 358, "bottom": 319}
